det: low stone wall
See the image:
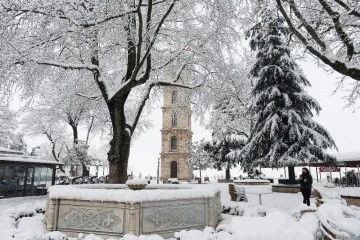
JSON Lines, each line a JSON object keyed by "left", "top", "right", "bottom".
{"left": 217, "top": 179, "right": 233, "bottom": 183}
{"left": 272, "top": 184, "right": 301, "bottom": 193}
{"left": 45, "top": 185, "right": 221, "bottom": 238}
{"left": 341, "top": 195, "right": 360, "bottom": 207}
{"left": 234, "top": 180, "right": 270, "bottom": 186}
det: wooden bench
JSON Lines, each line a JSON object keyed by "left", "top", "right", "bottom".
{"left": 228, "top": 184, "right": 237, "bottom": 201}
{"left": 228, "top": 184, "right": 247, "bottom": 202}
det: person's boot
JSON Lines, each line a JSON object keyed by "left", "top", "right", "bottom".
{"left": 303, "top": 199, "right": 306, "bottom": 204}
{"left": 306, "top": 199, "right": 310, "bottom": 206}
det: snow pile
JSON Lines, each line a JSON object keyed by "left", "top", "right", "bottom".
{"left": 0, "top": 198, "right": 47, "bottom": 240}
{"left": 36, "top": 231, "right": 68, "bottom": 240}
{"left": 48, "top": 185, "right": 219, "bottom": 203}
{"left": 121, "top": 234, "right": 167, "bottom": 240}
{"left": 0, "top": 214, "right": 16, "bottom": 240}
{"left": 217, "top": 211, "right": 318, "bottom": 240}
{"left": 175, "top": 226, "right": 234, "bottom": 240}
{"left": 14, "top": 215, "right": 45, "bottom": 240}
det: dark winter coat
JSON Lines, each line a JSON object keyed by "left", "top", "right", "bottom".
{"left": 299, "top": 173, "right": 313, "bottom": 190}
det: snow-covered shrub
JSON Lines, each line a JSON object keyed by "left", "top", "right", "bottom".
{"left": 323, "top": 183, "right": 335, "bottom": 188}
{"left": 222, "top": 201, "right": 269, "bottom": 217}
{"left": 3, "top": 202, "right": 45, "bottom": 220}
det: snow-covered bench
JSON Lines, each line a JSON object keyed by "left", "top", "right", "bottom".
{"left": 318, "top": 201, "right": 360, "bottom": 240}
{"left": 228, "top": 184, "right": 247, "bottom": 202}
{"left": 309, "top": 188, "right": 360, "bottom": 239}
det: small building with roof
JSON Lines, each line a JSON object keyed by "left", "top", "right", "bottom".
{"left": 0, "top": 146, "right": 62, "bottom": 198}
{"left": 297, "top": 151, "right": 360, "bottom": 186}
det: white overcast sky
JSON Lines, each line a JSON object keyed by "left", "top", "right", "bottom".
{"left": 126, "top": 58, "right": 360, "bottom": 177}
{"left": 11, "top": 57, "right": 360, "bottom": 177}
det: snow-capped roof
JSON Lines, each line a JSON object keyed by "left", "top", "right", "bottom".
{"left": 0, "top": 146, "right": 25, "bottom": 154}
{"left": 0, "top": 152, "right": 62, "bottom": 166}
{"left": 333, "top": 151, "right": 360, "bottom": 162}
{"left": 298, "top": 151, "right": 360, "bottom": 167}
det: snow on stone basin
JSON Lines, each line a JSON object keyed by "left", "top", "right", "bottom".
{"left": 126, "top": 179, "right": 148, "bottom": 185}
{"left": 48, "top": 184, "right": 220, "bottom": 203}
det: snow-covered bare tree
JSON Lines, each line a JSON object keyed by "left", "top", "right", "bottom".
{"left": 21, "top": 73, "right": 108, "bottom": 176}
{"left": 187, "top": 139, "right": 213, "bottom": 182}
{"left": 205, "top": 53, "right": 253, "bottom": 137}
{"left": 0, "top": 104, "right": 27, "bottom": 151}
{"left": 0, "top": 104, "right": 17, "bottom": 147}
{"left": 0, "top": 0, "right": 242, "bottom": 183}
{"left": 196, "top": 55, "right": 252, "bottom": 179}
{"left": 241, "top": 16, "right": 337, "bottom": 183}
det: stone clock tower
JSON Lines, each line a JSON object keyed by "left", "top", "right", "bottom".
{"left": 160, "top": 87, "right": 192, "bottom": 181}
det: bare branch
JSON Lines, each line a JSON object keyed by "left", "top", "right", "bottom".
{"left": 288, "top": 0, "right": 326, "bottom": 50}
{"left": 132, "top": 0, "right": 177, "bottom": 84}
{"left": 276, "top": 0, "right": 360, "bottom": 81}
{"left": 76, "top": 92, "right": 102, "bottom": 101}
{"left": 333, "top": 0, "right": 360, "bottom": 18}
{"left": 37, "top": 61, "right": 99, "bottom": 71}
{"left": 317, "top": 0, "right": 354, "bottom": 60}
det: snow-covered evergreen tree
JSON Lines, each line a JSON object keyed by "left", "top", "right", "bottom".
{"left": 204, "top": 129, "right": 246, "bottom": 180}
{"left": 241, "top": 17, "right": 336, "bottom": 179}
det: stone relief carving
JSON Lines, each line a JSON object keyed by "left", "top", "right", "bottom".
{"left": 144, "top": 206, "right": 204, "bottom": 231}
{"left": 61, "top": 208, "right": 121, "bottom": 232}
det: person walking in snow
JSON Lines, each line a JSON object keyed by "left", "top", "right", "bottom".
{"left": 299, "top": 168, "right": 313, "bottom": 206}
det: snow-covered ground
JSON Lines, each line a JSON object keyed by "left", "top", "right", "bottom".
{"left": 0, "top": 183, "right": 359, "bottom": 240}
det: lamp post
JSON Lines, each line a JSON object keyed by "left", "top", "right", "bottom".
{"left": 157, "top": 157, "right": 160, "bottom": 184}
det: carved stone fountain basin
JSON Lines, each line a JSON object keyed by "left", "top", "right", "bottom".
{"left": 45, "top": 184, "right": 221, "bottom": 238}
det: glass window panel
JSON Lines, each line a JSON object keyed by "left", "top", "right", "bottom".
{"left": 46, "top": 168, "right": 53, "bottom": 187}
{"left": 170, "top": 136, "right": 177, "bottom": 150}
{"left": 34, "top": 167, "right": 42, "bottom": 187}
{"left": 0, "top": 165, "right": 5, "bottom": 180}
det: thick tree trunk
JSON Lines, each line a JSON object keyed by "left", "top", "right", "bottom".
{"left": 107, "top": 98, "right": 132, "bottom": 183}
{"left": 288, "top": 166, "right": 296, "bottom": 184}
{"left": 70, "top": 124, "right": 79, "bottom": 144}
{"left": 69, "top": 123, "right": 80, "bottom": 176}
{"left": 82, "top": 163, "right": 89, "bottom": 177}
{"left": 225, "top": 167, "right": 230, "bottom": 180}
{"left": 199, "top": 168, "right": 202, "bottom": 184}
